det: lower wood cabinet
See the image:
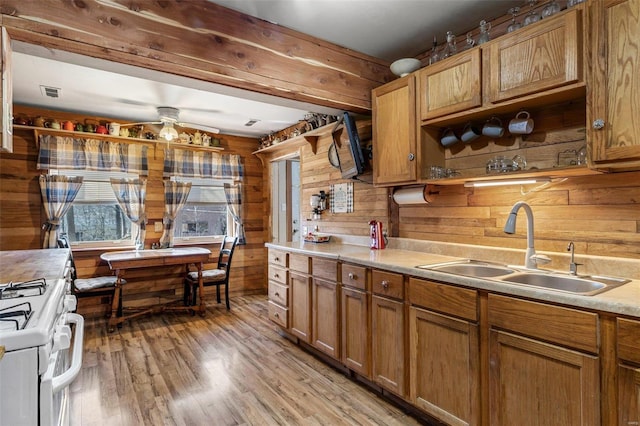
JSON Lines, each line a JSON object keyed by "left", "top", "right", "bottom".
{"left": 341, "top": 286, "right": 370, "bottom": 377}
{"left": 290, "top": 271, "right": 312, "bottom": 343}
{"left": 371, "top": 294, "right": 405, "bottom": 397}
{"left": 408, "top": 278, "right": 479, "bottom": 426}
{"left": 618, "top": 317, "right": 640, "bottom": 425}
{"left": 312, "top": 277, "right": 340, "bottom": 358}
{"left": 488, "top": 294, "right": 600, "bottom": 425}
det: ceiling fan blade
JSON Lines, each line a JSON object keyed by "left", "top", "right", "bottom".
{"left": 177, "top": 122, "right": 220, "bottom": 134}
{"left": 120, "top": 121, "right": 162, "bottom": 127}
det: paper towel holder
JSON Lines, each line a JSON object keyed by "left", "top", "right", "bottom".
{"left": 392, "top": 184, "right": 439, "bottom": 205}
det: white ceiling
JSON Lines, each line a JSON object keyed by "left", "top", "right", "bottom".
{"left": 11, "top": 0, "right": 522, "bottom": 138}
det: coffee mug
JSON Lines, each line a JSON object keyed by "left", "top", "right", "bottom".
{"left": 482, "top": 116, "right": 505, "bottom": 138}
{"left": 84, "top": 124, "right": 95, "bottom": 133}
{"left": 119, "top": 127, "right": 129, "bottom": 137}
{"left": 62, "top": 121, "right": 75, "bottom": 131}
{"left": 108, "top": 122, "right": 121, "bottom": 136}
{"left": 74, "top": 123, "right": 84, "bottom": 132}
{"left": 509, "top": 111, "right": 534, "bottom": 134}
{"left": 460, "top": 122, "right": 481, "bottom": 143}
{"left": 440, "top": 128, "right": 460, "bottom": 147}
{"left": 95, "top": 124, "right": 108, "bottom": 134}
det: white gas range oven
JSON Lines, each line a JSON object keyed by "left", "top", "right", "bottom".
{"left": 0, "top": 249, "right": 84, "bottom": 426}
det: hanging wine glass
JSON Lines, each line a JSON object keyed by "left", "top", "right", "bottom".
{"left": 541, "top": 0, "right": 561, "bottom": 18}
{"left": 523, "top": 0, "right": 541, "bottom": 26}
{"left": 506, "top": 7, "right": 522, "bottom": 33}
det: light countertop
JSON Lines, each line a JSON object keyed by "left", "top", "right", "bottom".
{"left": 266, "top": 237, "right": 640, "bottom": 318}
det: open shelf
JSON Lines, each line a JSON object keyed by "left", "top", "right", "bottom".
{"left": 425, "top": 165, "right": 602, "bottom": 186}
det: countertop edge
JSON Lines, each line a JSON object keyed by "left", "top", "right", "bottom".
{"left": 266, "top": 241, "right": 640, "bottom": 318}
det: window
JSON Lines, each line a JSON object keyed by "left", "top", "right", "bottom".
{"left": 173, "top": 177, "right": 231, "bottom": 243}
{"left": 51, "top": 170, "right": 138, "bottom": 247}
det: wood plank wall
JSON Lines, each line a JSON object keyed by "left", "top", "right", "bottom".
{"left": 293, "top": 117, "right": 640, "bottom": 261}
{"left": 0, "top": 106, "right": 265, "bottom": 317}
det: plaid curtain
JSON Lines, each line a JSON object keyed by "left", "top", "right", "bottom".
{"left": 224, "top": 183, "right": 246, "bottom": 245}
{"left": 163, "top": 148, "right": 243, "bottom": 180}
{"left": 39, "top": 175, "right": 83, "bottom": 248}
{"left": 159, "top": 181, "right": 192, "bottom": 247}
{"left": 110, "top": 178, "right": 147, "bottom": 249}
{"left": 37, "top": 135, "right": 148, "bottom": 174}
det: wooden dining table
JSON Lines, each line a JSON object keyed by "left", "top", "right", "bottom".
{"left": 100, "top": 247, "right": 211, "bottom": 332}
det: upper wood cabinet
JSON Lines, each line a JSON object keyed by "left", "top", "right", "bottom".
{"left": 1, "top": 27, "right": 12, "bottom": 153}
{"left": 419, "top": 49, "right": 482, "bottom": 120}
{"left": 587, "top": 0, "right": 640, "bottom": 170}
{"left": 372, "top": 74, "right": 418, "bottom": 186}
{"left": 484, "top": 8, "right": 582, "bottom": 104}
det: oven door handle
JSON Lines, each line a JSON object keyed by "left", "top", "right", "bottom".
{"left": 51, "top": 313, "right": 84, "bottom": 393}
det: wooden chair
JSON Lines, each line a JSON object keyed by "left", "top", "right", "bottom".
{"left": 57, "top": 236, "right": 122, "bottom": 315}
{"left": 184, "top": 236, "right": 238, "bottom": 310}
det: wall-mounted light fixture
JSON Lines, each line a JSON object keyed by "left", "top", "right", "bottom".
{"left": 310, "top": 190, "right": 327, "bottom": 220}
{"left": 464, "top": 178, "right": 551, "bottom": 188}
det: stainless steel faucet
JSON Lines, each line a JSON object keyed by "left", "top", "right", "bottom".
{"left": 567, "top": 241, "right": 581, "bottom": 275}
{"left": 504, "top": 201, "right": 550, "bottom": 269}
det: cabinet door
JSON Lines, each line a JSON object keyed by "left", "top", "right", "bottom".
{"left": 372, "top": 74, "right": 417, "bottom": 186}
{"left": 588, "top": 0, "right": 640, "bottom": 167}
{"left": 290, "top": 272, "right": 311, "bottom": 343}
{"left": 419, "top": 49, "right": 482, "bottom": 120}
{"left": 311, "top": 277, "right": 339, "bottom": 358}
{"left": 371, "top": 294, "right": 405, "bottom": 396}
{"left": 485, "top": 9, "right": 582, "bottom": 104}
{"left": 619, "top": 364, "right": 640, "bottom": 426}
{"left": 341, "top": 286, "right": 370, "bottom": 377}
{"left": 489, "top": 330, "right": 599, "bottom": 425}
{"left": 1, "top": 27, "right": 13, "bottom": 153}
{"left": 410, "top": 307, "right": 479, "bottom": 426}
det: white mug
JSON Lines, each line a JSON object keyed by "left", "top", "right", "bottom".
{"left": 108, "top": 122, "right": 121, "bottom": 136}
{"left": 509, "top": 111, "right": 534, "bottom": 135}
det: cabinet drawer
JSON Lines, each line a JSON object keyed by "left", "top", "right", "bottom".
{"left": 268, "top": 281, "right": 288, "bottom": 307}
{"left": 289, "top": 253, "right": 310, "bottom": 274}
{"left": 342, "top": 264, "right": 368, "bottom": 291}
{"left": 371, "top": 270, "right": 404, "bottom": 300}
{"left": 268, "top": 300, "right": 288, "bottom": 328}
{"left": 312, "top": 257, "right": 338, "bottom": 281}
{"left": 268, "top": 249, "right": 288, "bottom": 267}
{"left": 618, "top": 318, "right": 640, "bottom": 364}
{"left": 409, "top": 277, "right": 477, "bottom": 322}
{"left": 488, "top": 294, "right": 598, "bottom": 354}
{"left": 268, "top": 264, "right": 288, "bottom": 285}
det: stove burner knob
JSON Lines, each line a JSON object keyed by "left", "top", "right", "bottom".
{"left": 52, "top": 324, "right": 71, "bottom": 352}
{"left": 64, "top": 295, "right": 77, "bottom": 312}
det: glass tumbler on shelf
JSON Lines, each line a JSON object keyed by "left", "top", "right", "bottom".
{"left": 477, "top": 20, "right": 491, "bottom": 45}
{"left": 465, "top": 32, "right": 475, "bottom": 50}
{"left": 442, "top": 31, "right": 457, "bottom": 59}
{"left": 541, "top": 0, "right": 561, "bottom": 18}
{"left": 523, "top": 0, "right": 541, "bottom": 26}
{"left": 507, "top": 7, "right": 521, "bottom": 33}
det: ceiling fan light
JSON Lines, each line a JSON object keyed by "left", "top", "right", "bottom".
{"left": 159, "top": 123, "right": 179, "bottom": 141}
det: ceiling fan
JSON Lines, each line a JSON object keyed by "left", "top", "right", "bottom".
{"left": 122, "top": 106, "right": 220, "bottom": 141}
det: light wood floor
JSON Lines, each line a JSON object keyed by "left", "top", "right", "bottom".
{"left": 70, "top": 295, "right": 424, "bottom": 426}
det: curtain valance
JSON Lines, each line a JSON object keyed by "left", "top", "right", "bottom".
{"left": 163, "top": 148, "right": 243, "bottom": 181}
{"left": 37, "top": 135, "right": 148, "bottom": 174}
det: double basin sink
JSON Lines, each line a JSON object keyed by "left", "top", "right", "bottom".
{"left": 416, "top": 259, "right": 629, "bottom": 296}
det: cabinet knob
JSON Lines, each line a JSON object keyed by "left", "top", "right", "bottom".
{"left": 274, "top": 292, "right": 280, "bottom": 297}
{"left": 592, "top": 119, "right": 605, "bottom": 130}
{"left": 274, "top": 312, "right": 279, "bottom": 318}
{"left": 381, "top": 280, "right": 389, "bottom": 289}
{"left": 348, "top": 273, "right": 356, "bottom": 280}
{"left": 274, "top": 257, "right": 279, "bottom": 262}
{"left": 274, "top": 274, "right": 279, "bottom": 278}
{"left": 408, "top": 153, "right": 415, "bottom": 161}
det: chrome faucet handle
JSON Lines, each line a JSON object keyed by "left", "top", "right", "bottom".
{"left": 567, "top": 241, "right": 582, "bottom": 275}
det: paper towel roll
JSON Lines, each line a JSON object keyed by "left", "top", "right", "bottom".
{"left": 393, "top": 186, "right": 430, "bottom": 205}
